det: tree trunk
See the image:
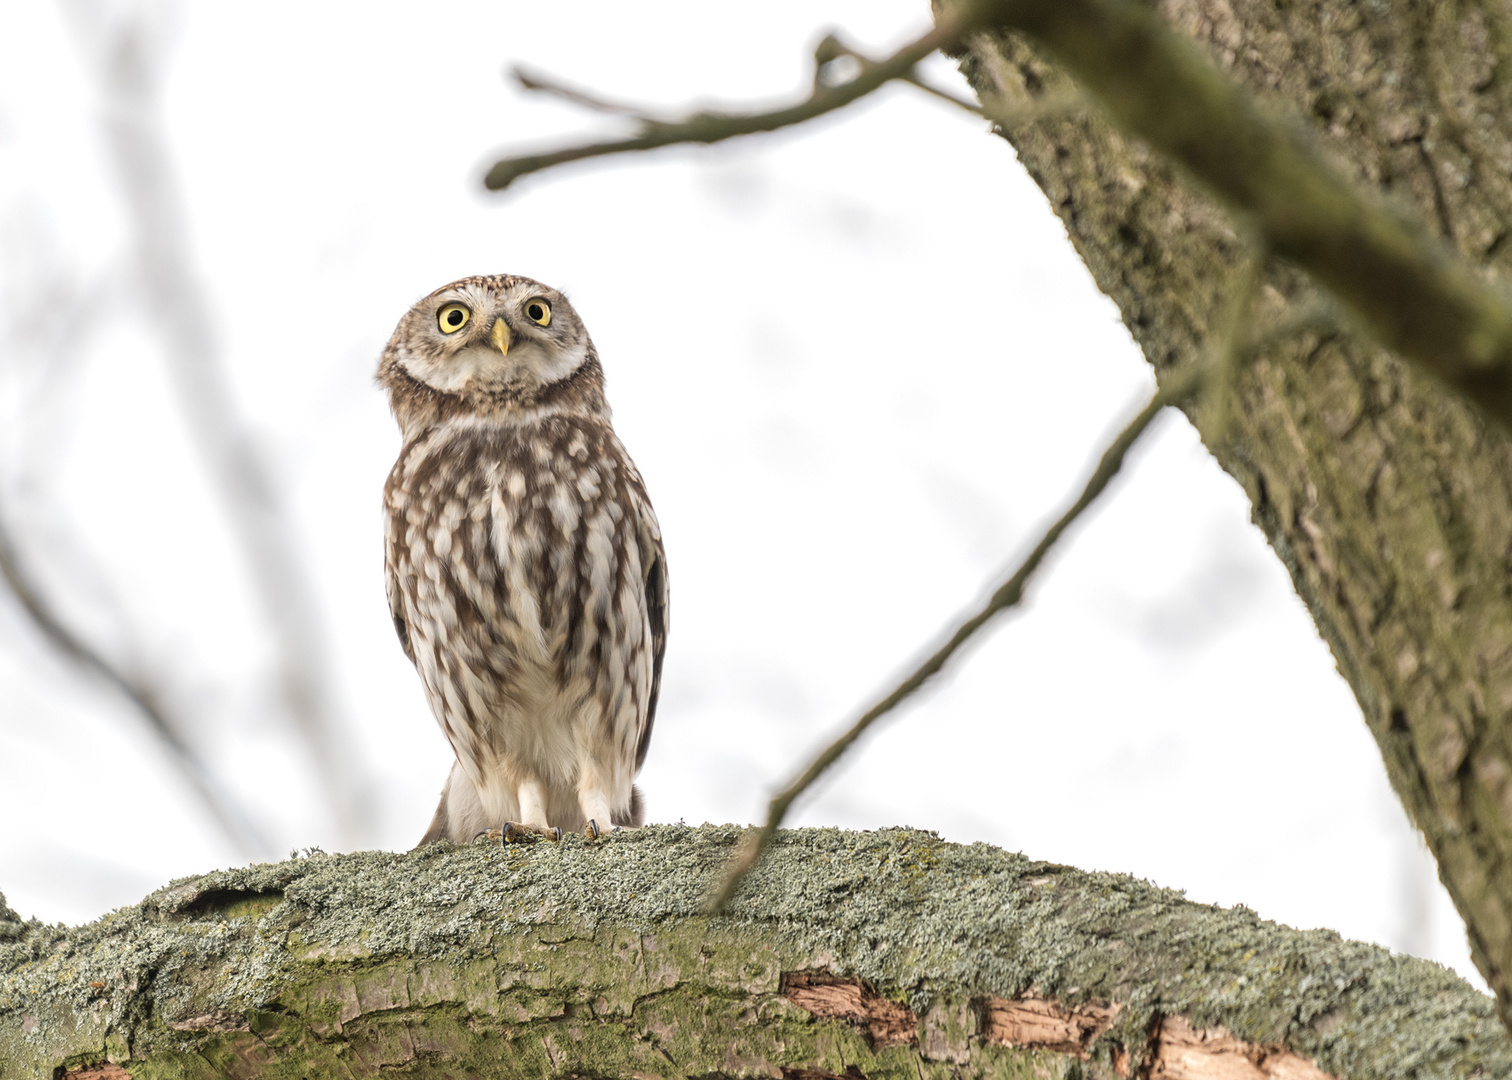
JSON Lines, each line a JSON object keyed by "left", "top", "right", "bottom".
{"left": 951, "top": 0, "right": 1512, "bottom": 1026}
{"left": 0, "top": 827, "right": 1500, "bottom": 1079}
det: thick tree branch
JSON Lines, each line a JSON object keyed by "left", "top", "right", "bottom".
{"left": 0, "top": 828, "right": 1499, "bottom": 1080}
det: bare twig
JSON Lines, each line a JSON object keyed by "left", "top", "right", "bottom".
{"left": 813, "top": 32, "right": 983, "bottom": 115}
{"left": 512, "top": 66, "right": 666, "bottom": 123}
{"left": 64, "top": 1, "right": 372, "bottom": 843}
{"left": 485, "top": 18, "right": 964, "bottom": 191}
{"left": 1241, "top": 297, "right": 1340, "bottom": 355}
{"left": 1199, "top": 239, "right": 1266, "bottom": 446}
{"left": 903, "top": 74, "right": 989, "bottom": 114}
{"left": 489, "top": 9, "right": 1087, "bottom": 197}
{"left": 705, "top": 358, "right": 1207, "bottom": 912}
{"left": 0, "top": 506, "right": 267, "bottom": 854}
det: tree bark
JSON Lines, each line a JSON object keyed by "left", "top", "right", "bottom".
{"left": 0, "top": 827, "right": 1500, "bottom": 1079}
{"left": 951, "top": 0, "right": 1512, "bottom": 1027}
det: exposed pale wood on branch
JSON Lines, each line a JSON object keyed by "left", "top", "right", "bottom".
{"left": 979, "top": 993, "right": 1120, "bottom": 1056}
{"left": 1149, "top": 1017, "right": 1334, "bottom": 1080}
{"left": 782, "top": 971, "right": 920, "bottom": 1048}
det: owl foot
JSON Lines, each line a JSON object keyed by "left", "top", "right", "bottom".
{"left": 507, "top": 822, "right": 562, "bottom": 842}
{"left": 584, "top": 819, "right": 629, "bottom": 840}
{"left": 473, "top": 823, "right": 563, "bottom": 844}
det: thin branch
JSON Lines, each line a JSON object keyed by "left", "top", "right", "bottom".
{"left": 902, "top": 74, "right": 988, "bottom": 114}
{"left": 0, "top": 224, "right": 260, "bottom": 850}
{"left": 484, "top": 18, "right": 965, "bottom": 192}
{"left": 1241, "top": 296, "right": 1340, "bottom": 355}
{"left": 512, "top": 66, "right": 666, "bottom": 123}
{"left": 812, "top": 32, "right": 985, "bottom": 115}
{"left": 706, "top": 358, "right": 1207, "bottom": 912}
{"left": 0, "top": 505, "right": 267, "bottom": 855}
{"left": 1199, "top": 239, "right": 1266, "bottom": 446}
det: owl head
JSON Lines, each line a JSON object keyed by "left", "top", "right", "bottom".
{"left": 378, "top": 273, "right": 604, "bottom": 433}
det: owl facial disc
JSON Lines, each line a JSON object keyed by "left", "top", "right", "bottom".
{"left": 391, "top": 276, "right": 589, "bottom": 397}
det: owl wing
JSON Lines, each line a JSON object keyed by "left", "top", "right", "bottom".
{"left": 385, "top": 538, "right": 416, "bottom": 665}
{"left": 635, "top": 494, "right": 668, "bottom": 772}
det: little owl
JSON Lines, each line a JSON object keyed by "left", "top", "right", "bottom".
{"left": 378, "top": 274, "right": 667, "bottom": 844}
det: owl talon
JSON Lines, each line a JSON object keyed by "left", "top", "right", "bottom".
{"left": 473, "top": 828, "right": 504, "bottom": 844}
{"left": 496, "top": 821, "right": 564, "bottom": 842}
{"left": 585, "top": 819, "right": 601, "bottom": 840}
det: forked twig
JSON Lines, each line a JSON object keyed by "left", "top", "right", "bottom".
{"left": 492, "top": 12, "right": 1084, "bottom": 196}
{"left": 486, "top": 17, "right": 965, "bottom": 191}
{"left": 512, "top": 66, "right": 667, "bottom": 123}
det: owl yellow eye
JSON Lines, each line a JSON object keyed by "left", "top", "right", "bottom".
{"left": 437, "top": 304, "right": 470, "bottom": 334}
{"left": 525, "top": 299, "right": 551, "bottom": 327}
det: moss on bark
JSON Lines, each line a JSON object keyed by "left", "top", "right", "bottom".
{"left": 0, "top": 827, "right": 1500, "bottom": 1079}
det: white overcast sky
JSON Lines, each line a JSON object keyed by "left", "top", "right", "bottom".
{"left": 0, "top": 0, "right": 1484, "bottom": 989}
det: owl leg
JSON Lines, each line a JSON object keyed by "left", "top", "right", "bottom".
{"left": 499, "top": 778, "right": 562, "bottom": 841}
{"left": 577, "top": 761, "right": 622, "bottom": 839}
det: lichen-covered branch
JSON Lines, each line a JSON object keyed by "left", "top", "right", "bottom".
{"left": 0, "top": 827, "right": 1501, "bottom": 1080}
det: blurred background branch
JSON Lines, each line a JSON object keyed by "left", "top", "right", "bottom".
{"left": 57, "top": 0, "right": 372, "bottom": 846}
{"left": 0, "top": 504, "right": 266, "bottom": 854}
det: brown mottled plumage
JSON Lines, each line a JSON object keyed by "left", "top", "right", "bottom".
{"left": 378, "top": 274, "right": 667, "bottom": 844}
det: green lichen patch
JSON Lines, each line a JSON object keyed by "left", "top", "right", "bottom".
{"left": 0, "top": 826, "right": 1503, "bottom": 1080}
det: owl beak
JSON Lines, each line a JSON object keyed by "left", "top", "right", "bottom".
{"left": 490, "top": 319, "right": 511, "bottom": 355}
